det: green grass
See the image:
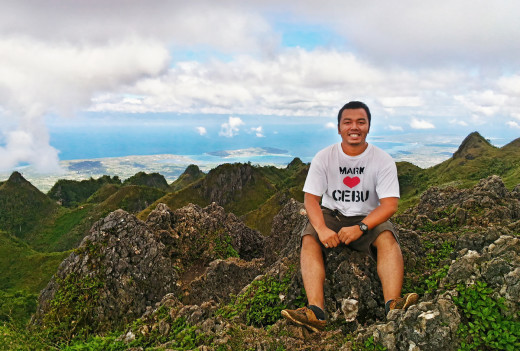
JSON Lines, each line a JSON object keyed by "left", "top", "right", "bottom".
{"left": 30, "top": 205, "right": 94, "bottom": 252}
{"left": 0, "top": 231, "right": 70, "bottom": 293}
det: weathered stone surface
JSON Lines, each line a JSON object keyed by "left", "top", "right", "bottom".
{"left": 31, "top": 173, "right": 520, "bottom": 350}
{"left": 399, "top": 175, "right": 520, "bottom": 229}
{"left": 32, "top": 209, "right": 179, "bottom": 332}
{"left": 442, "top": 235, "right": 520, "bottom": 317}
{"left": 168, "top": 202, "right": 265, "bottom": 262}
{"left": 264, "top": 198, "right": 307, "bottom": 266}
{"left": 358, "top": 293, "right": 461, "bottom": 351}
{"left": 185, "top": 257, "right": 264, "bottom": 305}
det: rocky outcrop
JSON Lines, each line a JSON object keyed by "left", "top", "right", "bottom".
{"left": 32, "top": 209, "right": 179, "bottom": 332}
{"left": 201, "top": 163, "right": 267, "bottom": 206}
{"left": 399, "top": 175, "right": 520, "bottom": 229}
{"left": 442, "top": 235, "right": 520, "bottom": 317}
{"left": 147, "top": 202, "right": 265, "bottom": 262}
{"left": 357, "top": 293, "right": 461, "bottom": 351}
{"left": 263, "top": 198, "right": 307, "bottom": 266}
{"left": 32, "top": 201, "right": 266, "bottom": 336}
{"left": 31, "top": 175, "right": 520, "bottom": 350}
{"left": 185, "top": 258, "right": 265, "bottom": 305}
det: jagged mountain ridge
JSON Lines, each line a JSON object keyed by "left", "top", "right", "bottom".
{"left": 397, "top": 131, "right": 520, "bottom": 206}
{"left": 1, "top": 132, "right": 518, "bottom": 250}
{"left": 1, "top": 131, "right": 520, "bottom": 349}
{"left": 28, "top": 175, "right": 520, "bottom": 350}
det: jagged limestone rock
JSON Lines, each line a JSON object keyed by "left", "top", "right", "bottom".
{"left": 359, "top": 293, "right": 461, "bottom": 351}
{"left": 399, "top": 175, "right": 520, "bottom": 229}
{"left": 185, "top": 257, "right": 265, "bottom": 305}
{"left": 32, "top": 209, "right": 179, "bottom": 333}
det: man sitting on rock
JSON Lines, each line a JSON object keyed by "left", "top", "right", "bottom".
{"left": 282, "top": 101, "right": 418, "bottom": 332}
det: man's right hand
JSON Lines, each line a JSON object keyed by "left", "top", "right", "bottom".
{"left": 317, "top": 227, "right": 340, "bottom": 248}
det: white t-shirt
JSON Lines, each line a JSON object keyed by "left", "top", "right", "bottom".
{"left": 303, "top": 143, "right": 400, "bottom": 217}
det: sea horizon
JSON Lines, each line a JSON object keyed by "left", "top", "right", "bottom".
{"left": 2, "top": 114, "right": 517, "bottom": 193}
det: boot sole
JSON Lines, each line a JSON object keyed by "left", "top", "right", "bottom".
{"left": 281, "top": 310, "right": 324, "bottom": 333}
{"left": 403, "top": 293, "right": 419, "bottom": 309}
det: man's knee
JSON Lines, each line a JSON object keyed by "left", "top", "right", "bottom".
{"left": 302, "top": 234, "right": 319, "bottom": 247}
{"left": 372, "top": 230, "right": 398, "bottom": 249}
{"left": 301, "top": 234, "right": 324, "bottom": 260}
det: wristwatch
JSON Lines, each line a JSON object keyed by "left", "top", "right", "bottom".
{"left": 358, "top": 222, "right": 369, "bottom": 235}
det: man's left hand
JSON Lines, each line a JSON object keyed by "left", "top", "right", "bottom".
{"left": 338, "top": 225, "right": 363, "bottom": 245}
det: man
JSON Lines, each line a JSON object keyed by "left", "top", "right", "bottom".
{"left": 281, "top": 101, "right": 418, "bottom": 332}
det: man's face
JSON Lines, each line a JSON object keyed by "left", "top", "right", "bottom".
{"left": 338, "top": 108, "right": 370, "bottom": 146}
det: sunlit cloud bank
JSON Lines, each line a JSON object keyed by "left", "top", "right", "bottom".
{"left": 0, "top": 36, "right": 169, "bottom": 171}
{"left": 1, "top": 0, "right": 520, "bottom": 172}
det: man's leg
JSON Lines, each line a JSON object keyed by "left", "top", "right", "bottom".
{"left": 280, "top": 234, "right": 327, "bottom": 332}
{"left": 372, "top": 230, "right": 403, "bottom": 303}
{"left": 300, "top": 234, "right": 326, "bottom": 310}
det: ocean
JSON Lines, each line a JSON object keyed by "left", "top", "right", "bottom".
{"left": 3, "top": 113, "right": 506, "bottom": 191}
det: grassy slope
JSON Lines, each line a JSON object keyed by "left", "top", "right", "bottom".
{"left": 169, "top": 164, "right": 206, "bottom": 192}
{"left": 34, "top": 185, "right": 167, "bottom": 252}
{"left": 0, "top": 230, "right": 69, "bottom": 293}
{"left": 138, "top": 161, "right": 308, "bottom": 226}
{"left": 396, "top": 133, "right": 520, "bottom": 212}
{"left": 0, "top": 173, "right": 59, "bottom": 241}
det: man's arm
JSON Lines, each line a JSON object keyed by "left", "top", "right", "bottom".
{"left": 337, "top": 197, "right": 398, "bottom": 245}
{"left": 304, "top": 192, "right": 341, "bottom": 248}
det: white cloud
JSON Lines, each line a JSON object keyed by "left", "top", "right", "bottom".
{"left": 410, "top": 118, "right": 435, "bottom": 129}
{"left": 497, "top": 75, "right": 520, "bottom": 95}
{"left": 0, "top": 36, "right": 169, "bottom": 171}
{"left": 325, "top": 122, "right": 336, "bottom": 129}
{"left": 0, "top": 1, "right": 278, "bottom": 56}
{"left": 196, "top": 126, "right": 207, "bottom": 135}
{"left": 388, "top": 125, "right": 404, "bottom": 131}
{"left": 251, "top": 126, "right": 265, "bottom": 137}
{"left": 449, "top": 119, "right": 468, "bottom": 126}
{"left": 506, "top": 121, "right": 520, "bottom": 129}
{"left": 1, "top": 1, "right": 520, "bottom": 171}
{"left": 379, "top": 97, "right": 423, "bottom": 108}
{"left": 100, "top": 49, "right": 470, "bottom": 117}
{"left": 278, "top": 1, "right": 520, "bottom": 67}
{"left": 454, "top": 90, "right": 508, "bottom": 117}
{"left": 219, "top": 116, "right": 244, "bottom": 137}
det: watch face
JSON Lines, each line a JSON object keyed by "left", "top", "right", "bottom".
{"left": 359, "top": 223, "right": 368, "bottom": 232}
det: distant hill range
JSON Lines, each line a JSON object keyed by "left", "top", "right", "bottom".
{"left": 0, "top": 131, "right": 519, "bottom": 350}
{"left": 0, "top": 131, "right": 518, "bottom": 254}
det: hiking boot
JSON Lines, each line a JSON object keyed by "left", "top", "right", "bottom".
{"left": 281, "top": 307, "right": 326, "bottom": 332}
{"left": 387, "top": 293, "right": 419, "bottom": 314}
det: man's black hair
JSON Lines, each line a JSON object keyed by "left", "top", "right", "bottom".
{"left": 337, "top": 101, "right": 371, "bottom": 126}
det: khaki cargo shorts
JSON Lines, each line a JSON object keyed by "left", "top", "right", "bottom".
{"left": 301, "top": 207, "right": 399, "bottom": 261}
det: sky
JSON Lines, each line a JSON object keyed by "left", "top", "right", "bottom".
{"left": 1, "top": 0, "right": 520, "bottom": 173}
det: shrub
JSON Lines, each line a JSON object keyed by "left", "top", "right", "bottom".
{"left": 454, "top": 281, "right": 520, "bottom": 350}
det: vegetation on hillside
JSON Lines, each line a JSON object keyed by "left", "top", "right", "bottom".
{"left": 47, "top": 175, "right": 121, "bottom": 207}
{"left": 0, "top": 132, "right": 519, "bottom": 349}
{"left": 0, "top": 172, "right": 59, "bottom": 239}
{"left": 123, "top": 171, "right": 169, "bottom": 190}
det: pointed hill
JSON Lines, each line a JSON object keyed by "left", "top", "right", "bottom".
{"left": 0, "top": 172, "right": 59, "bottom": 239}
{"left": 395, "top": 131, "right": 520, "bottom": 211}
{"left": 169, "top": 164, "right": 206, "bottom": 192}
{"left": 501, "top": 136, "right": 520, "bottom": 153}
{"left": 242, "top": 161, "right": 308, "bottom": 235}
{"left": 138, "top": 160, "right": 308, "bottom": 234}
{"left": 139, "top": 162, "right": 276, "bottom": 220}
{"left": 452, "top": 131, "right": 496, "bottom": 160}
{"left": 123, "top": 172, "right": 169, "bottom": 190}
{"left": 47, "top": 175, "right": 121, "bottom": 207}
{"left": 430, "top": 131, "right": 518, "bottom": 186}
